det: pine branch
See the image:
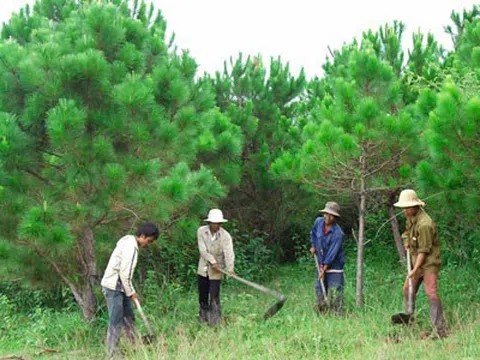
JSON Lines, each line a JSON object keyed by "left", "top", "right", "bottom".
{"left": 16, "top": 239, "right": 81, "bottom": 296}
{"left": 24, "top": 168, "right": 50, "bottom": 185}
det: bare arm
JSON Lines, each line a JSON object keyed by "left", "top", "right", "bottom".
{"left": 409, "top": 253, "right": 426, "bottom": 278}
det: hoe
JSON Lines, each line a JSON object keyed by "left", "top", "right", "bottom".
{"left": 219, "top": 269, "right": 287, "bottom": 319}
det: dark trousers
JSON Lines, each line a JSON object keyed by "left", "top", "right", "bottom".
{"left": 315, "top": 272, "right": 344, "bottom": 314}
{"left": 198, "top": 275, "right": 221, "bottom": 325}
{"left": 102, "top": 287, "right": 136, "bottom": 357}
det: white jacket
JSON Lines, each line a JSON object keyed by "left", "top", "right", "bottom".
{"left": 101, "top": 235, "right": 138, "bottom": 296}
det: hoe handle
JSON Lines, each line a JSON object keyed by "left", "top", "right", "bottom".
{"left": 313, "top": 255, "right": 328, "bottom": 302}
{"left": 219, "top": 269, "right": 284, "bottom": 300}
{"left": 133, "top": 298, "right": 154, "bottom": 335}
{"left": 407, "top": 249, "right": 414, "bottom": 315}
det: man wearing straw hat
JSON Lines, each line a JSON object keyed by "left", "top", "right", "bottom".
{"left": 197, "top": 208, "right": 235, "bottom": 326}
{"left": 309, "top": 201, "right": 345, "bottom": 314}
{"left": 394, "top": 189, "right": 447, "bottom": 338}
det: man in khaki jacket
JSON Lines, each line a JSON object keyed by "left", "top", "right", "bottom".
{"left": 197, "top": 208, "right": 234, "bottom": 325}
{"left": 394, "top": 189, "right": 447, "bottom": 338}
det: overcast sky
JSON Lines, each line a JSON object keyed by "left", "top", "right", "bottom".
{"left": 0, "top": 0, "right": 477, "bottom": 78}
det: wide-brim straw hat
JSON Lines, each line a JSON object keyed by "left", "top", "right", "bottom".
{"left": 320, "top": 201, "right": 340, "bottom": 217}
{"left": 204, "top": 209, "right": 228, "bottom": 223}
{"left": 394, "top": 189, "right": 425, "bottom": 208}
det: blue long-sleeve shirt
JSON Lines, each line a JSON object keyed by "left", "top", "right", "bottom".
{"left": 310, "top": 217, "right": 344, "bottom": 270}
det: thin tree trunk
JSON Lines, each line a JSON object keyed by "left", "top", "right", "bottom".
{"left": 388, "top": 191, "right": 405, "bottom": 261}
{"left": 17, "top": 239, "right": 94, "bottom": 320}
{"left": 356, "top": 150, "right": 366, "bottom": 308}
{"left": 77, "top": 227, "right": 98, "bottom": 321}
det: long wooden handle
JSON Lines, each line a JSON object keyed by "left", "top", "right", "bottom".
{"left": 406, "top": 249, "right": 413, "bottom": 314}
{"left": 219, "top": 269, "right": 283, "bottom": 300}
{"left": 133, "top": 298, "right": 153, "bottom": 335}
{"left": 313, "top": 254, "right": 328, "bottom": 302}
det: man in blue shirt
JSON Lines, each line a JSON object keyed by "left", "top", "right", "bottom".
{"left": 309, "top": 201, "right": 345, "bottom": 314}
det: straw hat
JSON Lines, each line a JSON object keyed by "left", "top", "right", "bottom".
{"left": 320, "top": 201, "right": 341, "bottom": 217}
{"left": 393, "top": 189, "right": 425, "bottom": 208}
{"left": 204, "top": 209, "right": 228, "bottom": 223}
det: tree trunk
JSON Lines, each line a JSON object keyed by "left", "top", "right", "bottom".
{"left": 19, "top": 237, "right": 98, "bottom": 321}
{"left": 356, "top": 150, "right": 366, "bottom": 308}
{"left": 388, "top": 191, "right": 405, "bottom": 261}
{"left": 76, "top": 227, "right": 98, "bottom": 321}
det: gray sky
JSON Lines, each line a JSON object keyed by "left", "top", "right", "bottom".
{"left": 1, "top": 0, "right": 477, "bottom": 77}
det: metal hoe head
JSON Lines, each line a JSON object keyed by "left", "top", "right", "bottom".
{"left": 141, "top": 334, "right": 157, "bottom": 345}
{"left": 391, "top": 312, "right": 414, "bottom": 325}
{"left": 263, "top": 295, "right": 287, "bottom": 320}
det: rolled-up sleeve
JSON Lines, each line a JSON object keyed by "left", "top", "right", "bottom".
{"left": 417, "top": 225, "right": 433, "bottom": 254}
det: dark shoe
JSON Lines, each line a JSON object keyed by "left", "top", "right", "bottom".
{"left": 313, "top": 303, "right": 328, "bottom": 314}
{"left": 199, "top": 305, "right": 209, "bottom": 323}
{"left": 208, "top": 301, "right": 221, "bottom": 326}
{"left": 391, "top": 312, "right": 414, "bottom": 325}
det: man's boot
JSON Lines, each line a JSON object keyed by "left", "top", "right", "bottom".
{"left": 199, "top": 304, "right": 209, "bottom": 323}
{"left": 208, "top": 300, "right": 221, "bottom": 326}
{"left": 429, "top": 299, "right": 447, "bottom": 338}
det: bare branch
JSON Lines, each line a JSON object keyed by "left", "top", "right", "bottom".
{"left": 24, "top": 169, "right": 50, "bottom": 185}
{"left": 16, "top": 240, "right": 80, "bottom": 296}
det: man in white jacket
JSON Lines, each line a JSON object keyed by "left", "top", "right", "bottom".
{"left": 101, "top": 222, "right": 159, "bottom": 357}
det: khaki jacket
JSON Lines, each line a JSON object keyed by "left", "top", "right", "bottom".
{"left": 197, "top": 225, "right": 234, "bottom": 280}
{"left": 403, "top": 208, "right": 441, "bottom": 274}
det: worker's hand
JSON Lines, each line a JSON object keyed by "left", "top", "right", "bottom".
{"left": 212, "top": 263, "right": 221, "bottom": 271}
{"left": 130, "top": 293, "right": 138, "bottom": 302}
{"left": 318, "top": 267, "right": 325, "bottom": 280}
{"left": 310, "top": 247, "right": 317, "bottom": 255}
{"left": 227, "top": 271, "right": 234, "bottom": 277}
{"left": 407, "top": 268, "right": 418, "bottom": 279}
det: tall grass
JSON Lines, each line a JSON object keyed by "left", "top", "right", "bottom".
{"left": 1, "top": 247, "right": 479, "bottom": 359}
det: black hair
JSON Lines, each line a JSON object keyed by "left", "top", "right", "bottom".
{"left": 136, "top": 222, "right": 159, "bottom": 240}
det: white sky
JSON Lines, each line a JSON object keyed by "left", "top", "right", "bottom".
{"left": 1, "top": 0, "right": 477, "bottom": 78}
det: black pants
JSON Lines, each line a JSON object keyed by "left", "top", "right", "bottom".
{"left": 198, "top": 275, "right": 221, "bottom": 308}
{"left": 198, "top": 275, "right": 222, "bottom": 325}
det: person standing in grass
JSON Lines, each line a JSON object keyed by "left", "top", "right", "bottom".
{"left": 309, "top": 201, "right": 345, "bottom": 314}
{"left": 394, "top": 189, "right": 447, "bottom": 338}
{"left": 101, "top": 222, "right": 159, "bottom": 358}
{"left": 197, "top": 209, "right": 235, "bottom": 326}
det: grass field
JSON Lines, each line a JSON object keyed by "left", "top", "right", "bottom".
{"left": 1, "top": 251, "right": 479, "bottom": 359}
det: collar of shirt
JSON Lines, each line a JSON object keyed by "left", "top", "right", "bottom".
{"left": 208, "top": 229, "right": 220, "bottom": 242}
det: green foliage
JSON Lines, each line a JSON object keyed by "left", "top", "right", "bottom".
{"left": 417, "top": 82, "right": 480, "bottom": 221}
{"left": 230, "top": 228, "right": 275, "bottom": 280}
{"left": 0, "top": 0, "right": 242, "bottom": 318}
{"left": 209, "top": 54, "right": 317, "bottom": 256}
{"left": 273, "top": 31, "right": 420, "bottom": 198}
{"left": 416, "top": 12, "right": 480, "bottom": 230}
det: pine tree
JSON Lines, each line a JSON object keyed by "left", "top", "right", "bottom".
{"left": 272, "top": 28, "right": 420, "bottom": 307}
{"left": 417, "top": 10, "right": 480, "bottom": 235}
{"left": 0, "top": 0, "right": 242, "bottom": 320}
{"left": 209, "top": 54, "right": 315, "bottom": 258}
